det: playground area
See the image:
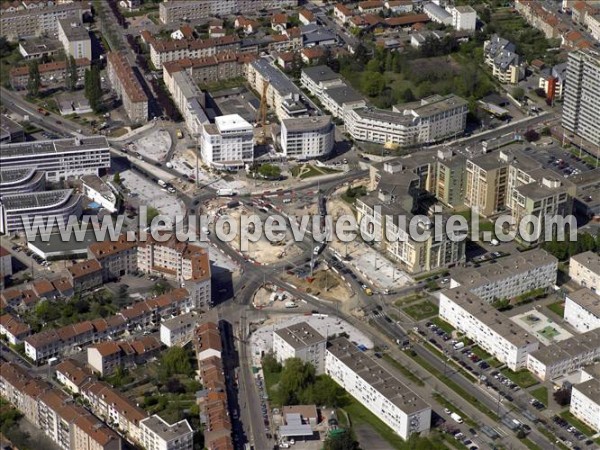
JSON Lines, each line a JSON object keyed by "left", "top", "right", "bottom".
{"left": 510, "top": 309, "right": 573, "bottom": 345}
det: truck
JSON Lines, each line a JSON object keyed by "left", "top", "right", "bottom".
{"left": 157, "top": 179, "right": 167, "bottom": 188}
{"left": 450, "top": 413, "right": 463, "bottom": 424}
{"left": 285, "top": 302, "right": 298, "bottom": 308}
{"left": 217, "top": 188, "right": 235, "bottom": 197}
{"left": 453, "top": 342, "right": 465, "bottom": 350}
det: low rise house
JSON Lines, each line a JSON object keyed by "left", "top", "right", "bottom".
{"left": 570, "top": 251, "right": 600, "bottom": 293}
{"left": 87, "top": 336, "right": 162, "bottom": 376}
{"left": 0, "top": 313, "right": 31, "bottom": 344}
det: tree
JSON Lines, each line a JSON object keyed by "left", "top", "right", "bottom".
{"left": 363, "top": 72, "right": 384, "bottom": 97}
{"left": 113, "top": 172, "right": 121, "bottom": 184}
{"left": 323, "top": 430, "right": 358, "bottom": 450}
{"left": 258, "top": 163, "right": 281, "bottom": 179}
{"left": 512, "top": 87, "right": 525, "bottom": 101}
{"left": 553, "top": 388, "right": 571, "bottom": 406}
{"left": 401, "top": 87, "right": 415, "bottom": 102}
{"left": 27, "top": 60, "right": 41, "bottom": 97}
{"left": 276, "top": 358, "right": 316, "bottom": 405}
{"left": 65, "top": 55, "right": 78, "bottom": 91}
{"left": 159, "top": 347, "right": 193, "bottom": 380}
{"left": 523, "top": 129, "right": 540, "bottom": 142}
{"left": 115, "top": 284, "right": 130, "bottom": 307}
{"left": 312, "top": 375, "right": 349, "bottom": 408}
{"left": 262, "top": 353, "right": 282, "bottom": 374}
{"left": 84, "top": 65, "right": 102, "bottom": 112}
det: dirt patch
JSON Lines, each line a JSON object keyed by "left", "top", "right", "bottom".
{"left": 281, "top": 268, "right": 353, "bottom": 303}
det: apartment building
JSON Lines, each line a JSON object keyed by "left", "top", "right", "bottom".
{"left": 0, "top": 136, "right": 109, "bottom": 181}
{"left": 139, "top": 415, "right": 193, "bottom": 450}
{"left": 0, "top": 189, "right": 82, "bottom": 234}
{"left": 57, "top": 18, "right": 91, "bottom": 60}
{"left": 246, "top": 57, "right": 308, "bottom": 121}
{"left": 439, "top": 288, "right": 540, "bottom": 370}
{"left": 326, "top": 337, "right": 431, "bottom": 440}
{"left": 163, "top": 68, "right": 209, "bottom": 138}
{"left": 483, "top": 35, "right": 523, "bottom": 84}
{"left": 10, "top": 56, "right": 90, "bottom": 90}
{"left": 160, "top": 311, "right": 201, "bottom": 347}
{"left": 0, "top": 312, "right": 31, "bottom": 344}
{"left": 465, "top": 151, "right": 509, "bottom": 217}
{"left": 0, "top": 168, "right": 45, "bottom": 196}
{"left": 385, "top": 1, "right": 413, "bottom": 14}
{"left": 564, "top": 288, "right": 600, "bottom": 333}
{"left": 514, "top": 0, "right": 560, "bottom": 39}
{"left": 321, "top": 85, "right": 367, "bottom": 120}
{"left": 161, "top": 51, "right": 250, "bottom": 87}
{"left": 356, "top": 155, "right": 467, "bottom": 274}
{"left": 88, "top": 236, "right": 138, "bottom": 281}
{"left": 81, "top": 174, "right": 118, "bottom": 213}
{"left": 87, "top": 336, "right": 162, "bottom": 376}
{"left": 273, "top": 322, "right": 327, "bottom": 374}
{"left": 280, "top": 116, "right": 334, "bottom": 159}
{"left": 562, "top": 49, "right": 600, "bottom": 146}
{"left": 449, "top": 249, "right": 558, "bottom": 303}
{"left": 527, "top": 329, "right": 600, "bottom": 380}
{"left": 68, "top": 259, "right": 103, "bottom": 292}
{"left": 449, "top": 5, "right": 477, "bottom": 31}
{"left": 571, "top": 378, "right": 600, "bottom": 432}
{"left": 0, "top": 1, "right": 86, "bottom": 40}
{"left": 347, "top": 95, "right": 468, "bottom": 146}
{"left": 158, "top": 1, "right": 297, "bottom": 24}
{"left": 434, "top": 149, "right": 466, "bottom": 208}
{"left": 538, "top": 62, "right": 568, "bottom": 101}
{"left": 301, "top": 65, "right": 345, "bottom": 98}
{"left": 195, "top": 321, "right": 222, "bottom": 362}
{"left": 0, "top": 363, "right": 122, "bottom": 450}
{"left": 107, "top": 52, "right": 148, "bottom": 124}
{"left": 424, "top": 2, "right": 452, "bottom": 25}
{"left": 148, "top": 34, "right": 240, "bottom": 70}
{"left": 0, "top": 115, "right": 25, "bottom": 143}
{"left": 200, "top": 114, "right": 254, "bottom": 169}
{"left": 55, "top": 359, "right": 94, "bottom": 394}
{"left": 570, "top": 251, "right": 600, "bottom": 292}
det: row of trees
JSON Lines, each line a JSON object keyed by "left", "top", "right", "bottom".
{"left": 542, "top": 232, "right": 600, "bottom": 262}
{"left": 84, "top": 65, "right": 102, "bottom": 112}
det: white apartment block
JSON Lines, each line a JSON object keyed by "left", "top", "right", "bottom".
{"left": 571, "top": 378, "right": 600, "bottom": 433}
{"left": 81, "top": 175, "right": 118, "bottom": 213}
{"left": 439, "top": 288, "right": 540, "bottom": 370}
{"left": 526, "top": 329, "right": 600, "bottom": 381}
{"left": 159, "top": 1, "right": 297, "bottom": 24}
{"left": 564, "top": 288, "right": 600, "bottom": 333}
{"left": 450, "top": 5, "right": 477, "bottom": 31}
{"left": 273, "top": 322, "right": 327, "bottom": 374}
{"left": 320, "top": 84, "right": 366, "bottom": 120}
{"left": 0, "top": 2, "right": 86, "bottom": 41}
{"left": 449, "top": 249, "right": 558, "bottom": 303}
{"left": 140, "top": 415, "right": 193, "bottom": 450}
{"left": 570, "top": 251, "right": 600, "bottom": 293}
{"left": 57, "top": 19, "right": 91, "bottom": 60}
{"left": 0, "top": 136, "right": 110, "bottom": 181}
{"left": 160, "top": 312, "right": 200, "bottom": 347}
{"left": 200, "top": 114, "right": 254, "bottom": 169}
{"left": 280, "top": 116, "right": 334, "bottom": 159}
{"left": 326, "top": 338, "right": 431, "bottom": 440}
{"left": 301, "top": 66, "right": 345, "bottom": 98}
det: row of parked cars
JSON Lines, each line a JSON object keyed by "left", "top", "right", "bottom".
{"left": 552, "top": 416, "right": 593, "bottom": 446}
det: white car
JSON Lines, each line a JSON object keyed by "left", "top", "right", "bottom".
{"left": 313, "top": 246, "right": 320, "bottom": 255}
{"left": 444, "top": 408, "right": 451, "bottom": 414}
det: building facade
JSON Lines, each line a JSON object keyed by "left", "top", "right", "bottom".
{"left": 564, "top": 288, "right": 600, "bottom": 333}
{"left": 280, "top": 116, "right": 334, "bottom": 159}
{"left": 57, "top": 18, "right": 91, "bottom": 60}
{"left": 200, "top": 114, "right": 254, "bottom": 169}
{"left": 570, "top": 251, "right": 600, "bottom": 292}
{"left": 273, "top": 322, "right": 327, "bottom": 374}
{"left": 107, "top": 52, "right": 148, "bottom": 124}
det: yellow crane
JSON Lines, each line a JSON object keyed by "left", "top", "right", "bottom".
{"left": 255, "top": 79, "right": 269, "bottom": 145}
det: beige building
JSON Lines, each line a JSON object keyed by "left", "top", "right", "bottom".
{"left": 484, "top": 35, "right": 523, "bottom": 84}
{"left": 88, "top": 235, "right": 138, "bottom": 282}
{"left": 0, "top": 1, "right": 86, "bottom": 40}
{"left": 465, "top": 152, "right": 509, "bottom": 217}
{"left": 570, "top": 251, "right": 600, "bottom": 292}
{"left": 159, "top": 0, "right": 297, "bottom": 24}
{"left": 58, "top": 18, "right": 91, "bottom": 60}
{"left": 107, "top": 52, "right": 148, "bottom": 124}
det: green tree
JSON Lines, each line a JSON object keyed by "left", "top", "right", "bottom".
{"left": 115, "top": 284, "right": 130, "bottom": 307}
{"left": 84, "top": 65, "right": 102, "bottom": 112}
{"left": 65, "top": 55, "right": 78, "bottom": 91}
{"left": 323, "top": 430, "right": 359, "bottom": 450}
{"left": 363, "top": 72, "right": 384, "bottom": 97}
{"left": 276, "top": 358, "right": 316, "bottom": 405}
{"left": 258, "top": 163, "right": 281, "bottom": 179}
{"left": 159, "top": 347, "right": 193, "bottom": 380}
{"left": 27, "top": 60, "right": 41, "bottom": 97}
{"left": 151, "top": 281, "right": 171, "bottom": 296}
{"left": 401, "top": 87, "right": 415, "bottom": 102}
{"left": 113, "top": 172, "right": 121, "bottom": 184}
{"left": 312, "top": 375, "right": 349, "bottom": 408}
{"left": 146, "top": 206, "right": 160, "bottom": 227}
{"left": 512, "top": 87, "right": 525, "bottom": 101}
{"left": 262, "top": 353, "right": 282, "bottom": 374}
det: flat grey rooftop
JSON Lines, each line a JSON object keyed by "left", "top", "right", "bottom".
{"left": 282, "top": 115, "right": 332, "bottom": 132}
{"left": 327, "top": 337, "right": 430, "bottom": 414}
{"left": 59, "top": 19, "right": 90, "bottom": 41}
{"left": 301, "top": 65, "right": 341, "bottom": 84}
{"left": 251, "top": 58, "right": 301, "bottom": 96}
{"left": 1, "top": 189, "right": 74, "bottom": 211}
{"left": 529, "top": 329, "right": 600, "bottom": 366}
{"left": 275, "top": 321, "right": 325, "bottom": 349}
{"left": 1, "top": 136, "right": 108, "bottom": 158}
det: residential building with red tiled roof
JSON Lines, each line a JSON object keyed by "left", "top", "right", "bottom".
{"left": 107, "top": 52, "right": 148, "bottom": 124}
{"left": 299, "top": 8, "right": 316, "bottom": 26}
{"left": 68, "top": 258, "right": 103, "bottom": 291}
{"left": 334, "top": 3, "right": 354, "bottom": 24}
{"left": 10, "top": 57, "right": 90, "bottom": 90}
{"left": 88, "top": 234, "right": 138, "bottom": 282}
{"left": 358, "top": 0, "right": 384, "bottom": 14}
{"left": 0, "top": 313, "right": 31, "bottom": 344}
{"left": 87, "top": 336, "right": 162, "bottom": 376}
{"left": 301, "top": 46, "right": 325, "bottom": 65}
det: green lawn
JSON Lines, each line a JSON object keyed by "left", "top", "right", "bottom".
{"left": 501, "top": 368, "right": 539, "bottom": 388}
{"left": 470, "top": 346, "right": 493, "bottom": 361}
{"left": 489, "top": 358, "right": 503, "bottom": 368}
{"left": 403, "top": 300, "right": 439, "bottom": 320}
{"left": 530, "top": 387, "right": 548, "bottom": 405}
{"left": 291, "top": 164, "right": 340, "bottom": 179}
{"left": 560, "top": 411, "right": 597, "bottom": 437}
{"left": 394, "top": 293, "right": 425, "bottom": 307}
{"left": 522, "top": 439, "right": 543, "bottom": 450}
{"left": 546, "top": 300, "right": 565, "bottom": 318}
{"left": 432, "top": 317, "right": 455, "bottom": 334}
{"left": 382, "top": 354, "right": 425, "bottom": 387}
{"left": 262, "top": 368, "right": 282, "bottom": 406}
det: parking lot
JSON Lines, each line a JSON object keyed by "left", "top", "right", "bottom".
{"left": 129, "top": 129, "right": 172, "bottom": 163}
{"left": 120, "top": 169, "right": 185, "bottom": 220}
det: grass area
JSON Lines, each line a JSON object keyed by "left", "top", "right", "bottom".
{"left": 546, "top": 300, "right": 565, "bottom": 318}
{"left": 403, "top": 300, "right": 439, "bottom": 320}
{"left": 262, "top": 367, "right": 282, "bottom": 406}
{"left": 382, "top": 354, "right": 425, "bottom": 387}
{"left": 560, "top": 411, "right": 597, "bottom": 437}
{"left": 530, "top": 387, "right": 548, "bottom": 405}
{"left": 432, "top": 393, "right": 477, "bottom": 428}
{"left": 431, "top": 317, "right": 455, "bottom": 334}
{"left": 489, "top": 357, "right": 503, "bottom": 368}
{"left": 537, "top": 427, "right": 570, "bottom": 450}
{"left": 291, "top": 163, "right": 341, "bottom": 179}
{"left": 500, "top": 368, "right": 539, "bottom": 389}
{"left": 394, "top": 292, "right": 425, "bottom": 307}
{"left": 470, "top": 345, "right": 493, "bottom": 361}
{"left": 408, "top": 351, "right": 499, "bottom": 422}
{"left": 198, "top": 76, "right": 246, "bottom": 92}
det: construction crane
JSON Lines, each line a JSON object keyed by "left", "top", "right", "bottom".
{"left": 255, "top": 79, "right": 269, "bottom": 145}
